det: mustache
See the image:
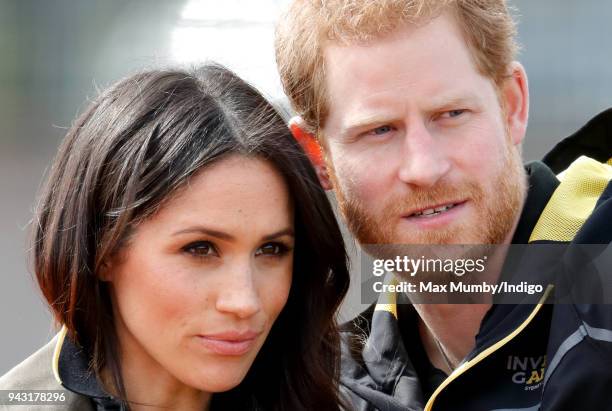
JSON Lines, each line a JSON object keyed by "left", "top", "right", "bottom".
{"left": 336, "top": 180, "right": 484, "bottom": 245}
{"left": 382, "top": 181, "right": 483, "bottom": 216}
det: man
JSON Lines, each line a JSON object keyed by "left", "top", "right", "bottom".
{"left": 275, "top": 1, "right": 612, "bottom": 410}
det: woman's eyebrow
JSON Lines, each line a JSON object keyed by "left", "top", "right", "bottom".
{"left": 171, "top": 226, "right": 295, "bottom": 241}
{"left": 262, "top": 227, "right": 295, "bottom": 241}
{"left": 172, "top": 226, "right": 235, "bottom": 241}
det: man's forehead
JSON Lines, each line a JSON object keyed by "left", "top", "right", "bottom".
{"left": 320, "top": 13, "right": 493, "bottom": 134}
{"left": 321, "top": 11, "right": 468, "bottom": 65}
{"left": 323, "top": 17, "right": 477, "bottom": 85}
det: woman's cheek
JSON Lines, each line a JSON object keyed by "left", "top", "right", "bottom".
{"left": 262, "top": 262, "right": 293, "bottom": 321}
{"left": 117, "top": 261, "right": 199, "bottom": 335}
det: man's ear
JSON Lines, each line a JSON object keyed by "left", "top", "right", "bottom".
{"left": 288, "top": 116, "right": 333, "bottom": 190}
{"left": 501, "top": 61, "right": 529, "bottom": 146}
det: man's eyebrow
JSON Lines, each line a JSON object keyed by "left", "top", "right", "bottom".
{"left": 428, "top": 92, "right": 482, "bottom": 109}
{"left": 338, "top": 93, "right": 482, "bottom": 138}
{"left": 339, "top": 115, "right": 396, "bottom": 139}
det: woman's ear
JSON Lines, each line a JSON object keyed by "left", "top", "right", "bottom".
{"left": 98, "top": 259, "right": 113, "bottom": 282}
{"left": 501, "top": 61, "right": 529, "bottom": 146}
{"left": 288, "top": 116, "right": 332, "bottom": 190}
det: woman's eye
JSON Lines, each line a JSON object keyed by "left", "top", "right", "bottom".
{"left": 183, "top": 241, "right": 218, "bottom": 258}
{"left": 255, "top": 242, "right": 290, "bottom": 257}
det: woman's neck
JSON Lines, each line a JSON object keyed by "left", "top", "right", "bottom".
{"left": 119, "top": 362, "right": 211, "bottom": 411}
{"left": 103, "top": 325, "right": 212, "bottom": 411}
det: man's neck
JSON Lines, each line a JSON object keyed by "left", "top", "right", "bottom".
{"left": 415, "top": 302, "right": 491, "bottom": 374}
{"left": 413, "top": 207, "right": 524, "bottom": 374}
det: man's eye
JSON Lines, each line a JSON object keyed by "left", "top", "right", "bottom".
{"left": 443, "top": 109, "right": 466, "bottom": 118}
{"left": 255, "top": 242, "right": 291, "bottom": 257}
{"left": 367, "top": 125, "right": 394, "bottom": 136}
{"left": 183, "top": 241, "right": 218, "bottom": 257}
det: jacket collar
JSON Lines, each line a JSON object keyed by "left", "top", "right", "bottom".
{"left": 53, "top": 326, "right": 117, "bottom": 403}
{"left": 342, "top": 281, "right": 428, "bottom": 410}
{"left": 474, "top": 162, "right": 559, "bottom": 353}
{"left": 542, "top": 107, "right": 612, "bottom": 173}
{"left": 511, "top": 161, "right": 560, "bottom": 244}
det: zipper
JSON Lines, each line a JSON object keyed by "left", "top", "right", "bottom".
{"left": 424, "top": 285, "right": 553, "bottom": 411}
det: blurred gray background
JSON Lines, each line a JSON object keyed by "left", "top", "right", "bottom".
{"left": 1, "top": 0, "right": 611, "bottom": 374}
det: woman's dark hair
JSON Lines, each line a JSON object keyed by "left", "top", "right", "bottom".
{"left": 32, "top": 64, "right": 350, "bottom": 410}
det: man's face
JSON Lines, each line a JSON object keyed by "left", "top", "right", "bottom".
{"left": 321, "top": 12, "right": 527, "bottom": 245}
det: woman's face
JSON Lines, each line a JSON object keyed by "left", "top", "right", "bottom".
{"left": 106, "top": 155, "right": 294, "bottom": 393}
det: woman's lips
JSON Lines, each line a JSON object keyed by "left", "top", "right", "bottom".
{"left": 196, "top": 331, "right": 261, "bottom": 356}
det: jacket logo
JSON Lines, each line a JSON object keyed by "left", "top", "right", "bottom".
{"left": 507, "top": 355, "right": 546, "bottom": 391}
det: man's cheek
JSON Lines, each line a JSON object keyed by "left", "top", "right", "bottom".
{"left": 336, "top": 165, "right": 369, "bottom": 198}
{"left": 360, "top": 178, "right": 386, "bottom": 205}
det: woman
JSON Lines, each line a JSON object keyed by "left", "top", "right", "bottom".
{"left": 0, "top": 64, "right": 350, "bottom": 410}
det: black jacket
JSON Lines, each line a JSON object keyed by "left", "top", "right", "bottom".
{"left": 339, "top": 109, "right": 612, "bottom": 411}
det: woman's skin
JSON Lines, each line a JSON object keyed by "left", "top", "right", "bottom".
{"left": 101, "top": 155, "right": 295, "bottom": 411}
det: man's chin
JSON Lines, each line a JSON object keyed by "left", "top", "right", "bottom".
{"left": 391, "top": 230, "right": 470, "bottom": 245}
{"left": 379, "top": 223, "right": 475, "bottom": 245}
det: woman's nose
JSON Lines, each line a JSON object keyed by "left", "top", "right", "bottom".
{"left": 214, "top": 263, "right": 262, "bottom": 319}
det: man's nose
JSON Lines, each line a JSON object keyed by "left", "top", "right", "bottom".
{"left": 215, "top": 262, "right": 262, "bottom": 319}
{"left": 397, "top": 121, "right": 451, "bottom": 187}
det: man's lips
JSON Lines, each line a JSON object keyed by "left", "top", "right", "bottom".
{"left": 404, "top": 200, "right": 467, "bottom": 218}
{"left": 196, "top": 330, "right": 262, "bottom": 356}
